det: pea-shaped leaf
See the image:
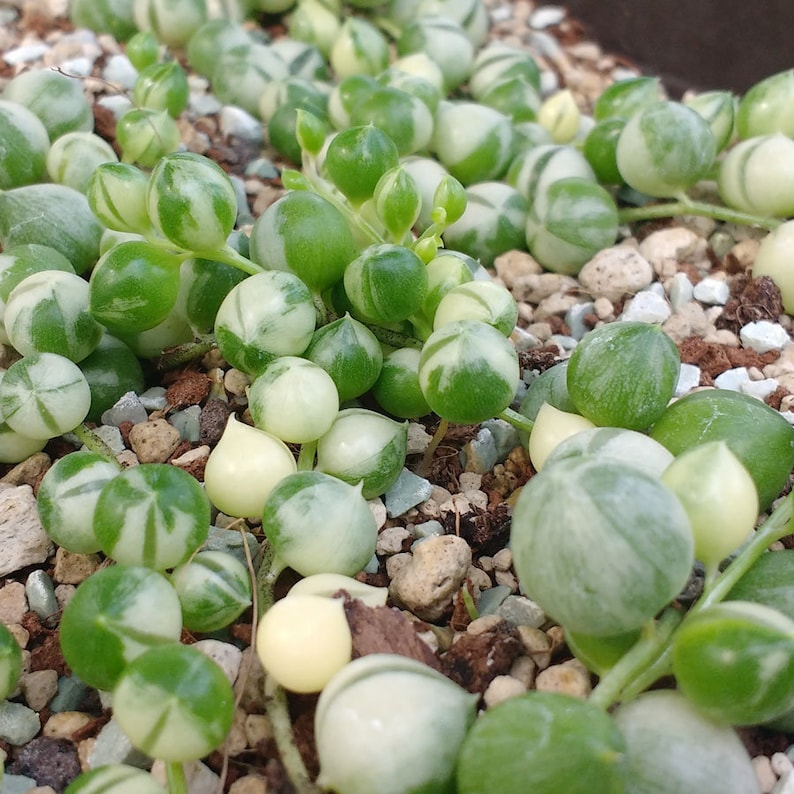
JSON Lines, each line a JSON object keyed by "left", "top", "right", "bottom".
{"left": 343, "top": 243, "right": 428, "bottom": 325}
{"left": 249, "top": 191, "right": 357, "bottom": 293}
{"left": 567, "top": 321, "right": 680, "bottom": 431}
{"left": 613, "top": 690, "right": 758, "bottom": 794}
{"left": 248, "top": 356, "right": 339, "bottom": 443}
{"left": 330, "top": 17, "right": 389, "bottom": 79}
{"left": 37, "top": 450, "right": 120, "bottom": 554}
{"left": 263, "top": 470, "right": 378, "bottom": 577}
{"left": 203, "top": 414, "right": 297, "bottom": 519}
{"left": 323, "top": 124, "right": 399, "bottom": 206}
{"left": 672, "top": 601, "right": 794, "bottom": 725}
{"left": 0, "top": 99, "right": 50, "bottom": 189}
{"left": 372, "top": 347, "right": 432, "bottom": 420}
{"left": 593, "top": 75, "right": 664, "bottom": 121}
{"left": 649, "top": 387, "right": 794, "bottom": 511}
{"left": 525, "top": 176, "right": 619, "bottom": 275}
{"left": 171, "top": 550, "right": 252, "bottom": 633}
{"left": 94, "top": 463, "right": 211, "bottom": 570}
{"left": 214, "top": 270, "right": 316, "bottom": 376}
{"left": 132, "top": 0, "right": 207, "bottom": 48}
{"left": 116, "top": 108, "right": 181, "bottom": 168}
{"left": 419, "top": 319, "right": 518, "bottom": 424}
{"left": 303, "top": 314, "right": 383, "bottom": 402}
{"left": 316, "top": 654, "right": 477, "bottom": 794}
{"left": 718, "top": 133, "right": 794, "bottom": 217}
{"left": 316, "top": 408, "right": 407, "bottom": 499}
{"left": 753, "top": 219, "right": 794, "bottom": 313}
{"left": 431, "top": 101, "right": 513, "bottom": 185}
{"left": 432, "top": 280, "right": 518, "bottom": 336}
{"left": 511, "top": 456, "right": 694, "bottom": 635}
{"left": 89, "top": 240, "right": 182, "bottom": 335}
{"left": 146, "top": 151, "right": 238, "bottom": 252}
{"left": 683, "top": 89, "right": 736, "bottom": 152}
{"left": 0, "top": 352, "right": 91, "bottom": 440}
{"left": 133, "top": 61, "right": 189, "bottom": 118}
{"left": 616, "top": 100, "right": 716, "bottom": 198}
{"left": 112, "top": 644, "right": 234, "bottom": 762}
{"left": 457, "top": 691, "right": 626, "bottom": 794}
{"left": 87, "top": 162, "right": 151, "bottom": 235}
{"left": 736, "top": 68, "right": 794, "bottom": 139}
{"left": 59, "top": 565, "right": 182, "bottom": 691}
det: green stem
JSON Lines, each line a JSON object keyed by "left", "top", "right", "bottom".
{"left": 191, "top": 244, "right": 265, "bottom": 275}
{"left": 297, "top": 440, "right": 317, "bottom": 472}
{"left": 254, "top": 541, "right": 286, "bottom": 618}
{"left": 617, "top": 199, "right": 781, "bottom": 231}
{"left": 264, "top": 682, "right": 322, "bottom": 794}
{"left": 70, "top": 424, "right": 123, "bottom": 467}
{"left": 415, "top": 418, "right": 449, "bottom": 478}
{"left": 155, "top": 334, "right": 216, "bottom": 371}
{"left": 588, "top": 608, "right": 683, "bottom": 710}
{"left": 363, "top": 322, "right": 424, "bottom": 350}
{"left": 588, "top": 492, "right": 794, "bottom": 710}
{"left": 165, "top": 762, "right": 188, "bottom": 794}
{"left": 498, "top": 407, "right": 535, "bottom": 436}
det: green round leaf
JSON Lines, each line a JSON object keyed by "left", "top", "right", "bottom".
{"left": 649, "top": 387, "right": 794, "bottom": 511}
{"left": 567, "top": 321, "right": 680, "bottom": 430}
{"left": 112, "top": 643, "right": 234, "bottom": 761}
{"left": 94, "top": 463, "right": 211, "bottom": 569}
{"left": 457, "top": 691, "right": 626, "bottom": 794}
{"left": 511, "top": 456, "right": 694, "bottom": 635}
{"left": 59, "top": 564, "right": 182, "bottom": 691}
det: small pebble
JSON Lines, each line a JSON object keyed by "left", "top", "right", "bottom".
{"left": 139, "top": 386, "right": 168, "bottom": 411}
{"left": 0, "top": 485, "right": 54, "bottom": 578}
{"left": 170, "top": 405, "right": 202, "bottom": 442}
{"left": 192, "top": 639, "right": 243, "bottom": 686}
{"left": 101, "top": 391, "right": 148, "bottom": 426}
{"left": 529, "top": 5, "right": 566, "bottom": 29}
{"left": 390, "top": 535, "right": 472, "bottom": 622}
{"left": 0, "top": 701, "right": 41, "bottom": 745}
{"left": 412, "top": 519, "right": 445, "bottom": 540}
{"left": 754, "top": 755, "right": 777, "bottom": 794}
{"left": 25, "top": 570, "right": 58, "bottom": 622}
{"left": 3, "top": 43, "right": 50, "bottom": 65}
{"left": 774, "top": 771, "right": 794, "bottom": 794}
{"left": 483, "top": 674, "right": 526, "bottom": 706}
{"left": 773, "top": 754, "right": 794, "bottom": 776}
{"left": 377, "top": 526, "right": 412, "bottom": 555}
{"left": 495, "top": 595, "right": 546, "bottom": 629}
{"left": 49, "top": 676, "right": 92, "bottom": 714}
{"left": 535, "top": 659, "right": 592, "bottom": 698}
{"left": 43, "top": 711, "right": 92, "bottom": 739}
{"left": 741, "top": 321, "right": 790, "bottom": 354}
{"left": 516, "top": 626, "right": 552, "bottom": 670}
{"left": 89, "top": 425, "right": 125, "bottom": 454}
{"left": 693, "top": 277, "right": 730, "bottom": 306}
{"left": 565, "top": 300, "right": 596, "bottom": 339}
{"left": 19, "top": 669, "right": 58, "bottom": 712}
{"left": 578, "top": 246, "right": 653, "bottom": 302}
{"left": 741, "top": 377, "right": 780, "bottom": 401}
{"left": 229, "top": 775, "right": 269, "bottom": 794}
{"left": 128, "top": 418, "right": 182, "bottom": 463}
{"left": 220, "top": 106, "right": 264, "bottom": 143}
{"left": 714, "top": 366, "right": 751, "bottom": 391}
{"left": 151, "top": 759, "right": 220, "bottom": 794}
{"left": 481, "top": 418, "right": 521, "bottom": 461}
{"left": 620, "top": 290, "right": 672, "bottom": 323}
{"left": 675, "top": 363, "right": 701, "bottom": 396}
{"left": 460, "top": 427, "right": 498, "bottom": 474}
{"left": 0, "top": 581, "right": 28, "bottom": 624}
{"left": 384, "top": 468, "right": 434, "bottom": 518}
{"left": 2, "top": 775, "right": 39, "bottom": 794}
{"left": 89, "top": 718, "right": 151, "bottom": 768}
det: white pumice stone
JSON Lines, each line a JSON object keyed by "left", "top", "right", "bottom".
{"left": 740, "top": 320, "right": 791, "bottom": 354}
{"left": 693, "top": 277, "right": 731, "bottom": 305}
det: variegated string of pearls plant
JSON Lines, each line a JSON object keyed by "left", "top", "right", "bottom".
{"left": 2, "top": 0, "right": 794, "bottom": 792}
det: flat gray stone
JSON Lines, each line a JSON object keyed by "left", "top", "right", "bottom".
{"left": 0, "top": 701, "right": 41, "bottom": 745}
{"left": 384, "top": 468, "right": 433, "bottom": 518}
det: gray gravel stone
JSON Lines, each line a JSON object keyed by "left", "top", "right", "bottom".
{"left": 101, "top": 391, "right": 148, "bottom": 426}
{"left": 24, "top": 571, "right": 58, "bottom": 623}
{"left": 495, "top": 595, "right": 547, "bottom": 628}
{"left": 89, "top": 718, "right": 151, "bottom": 768}
{"left": 0, "top": 701, "right": 41, "bottom": 745}
{"left": 460, "top": 428, "right": 498, "bottom": 474}
{"left": 384, "top": 468, "right": 433, "bottom": 518}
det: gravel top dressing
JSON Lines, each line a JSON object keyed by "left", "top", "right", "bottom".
{"left": 1, "top": 1, "right": 794, "bottom": 792}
